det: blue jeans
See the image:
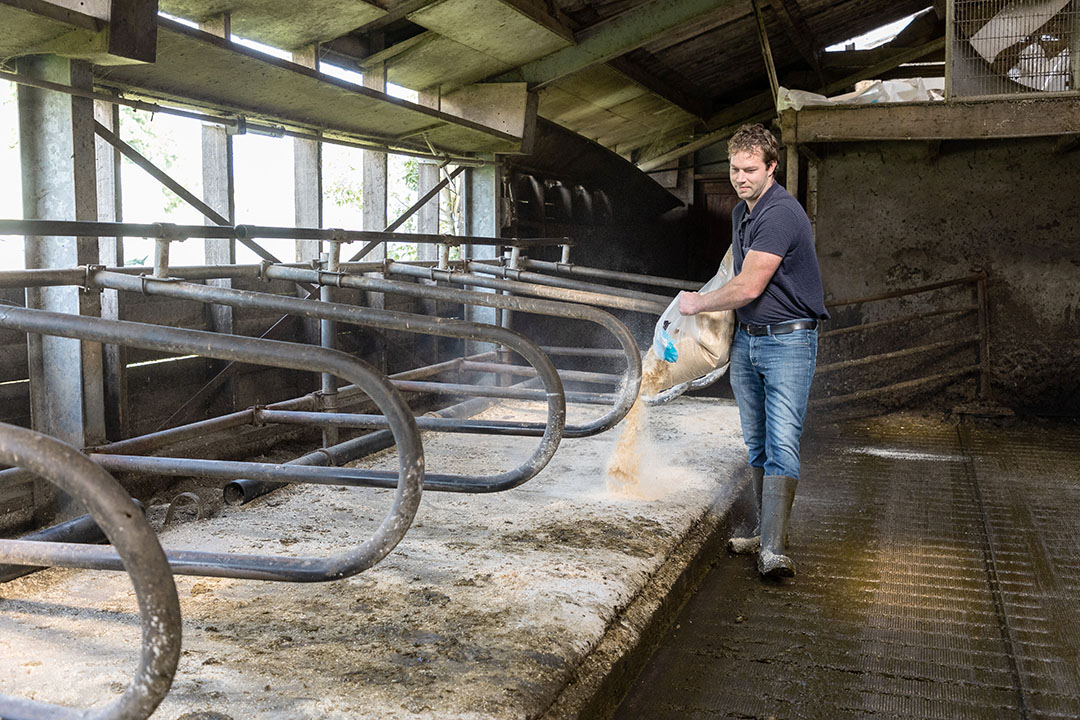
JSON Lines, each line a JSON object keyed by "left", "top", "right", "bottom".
{"left": 729, "top": 325, "right": 818, "bottom": 479}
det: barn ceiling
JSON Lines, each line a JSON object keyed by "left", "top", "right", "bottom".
{"left": 1, "top": 0, "right": 946, "bottom": 165}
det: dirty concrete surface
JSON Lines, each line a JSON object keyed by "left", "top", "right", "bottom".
{"left": 615, "top": 412, "right": 1080, "bottom": 720}
{"left": 0, "top": 396, "right": 745, "bottom": 719}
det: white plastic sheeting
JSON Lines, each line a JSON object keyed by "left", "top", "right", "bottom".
{"left": 776, "top": 78, "right": 946, "bottom": 112}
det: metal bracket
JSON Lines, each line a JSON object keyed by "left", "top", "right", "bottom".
{"left": 137, "top": 273, "right": 180, "bottom": 295}
{"left": 82, "top": 264, "right": 105, "bottom": 293}
{"left": 225, "top": 116, "right": 247, "bottom": 137}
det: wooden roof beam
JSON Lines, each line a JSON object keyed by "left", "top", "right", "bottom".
{"left": 636, "top": 35, "right": 944, "bottom": 171}
{"left": 768, "top": 0, "right": 822, "bottom": 82}
{"left": 607, "top": 55, "right": 711, "bottom": 119}
{"left": 782, "top": 95, "right": 1080, "bottom": 143}
{"left": 495, "top": 0, "right": 741, "bottom": 89}
{"left": 641, "top": 0, "right": 749, "bottom": 55}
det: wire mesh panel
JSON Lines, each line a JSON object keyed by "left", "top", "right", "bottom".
{"left": 949, "top": 0, "right": 1080, "bottom": 97}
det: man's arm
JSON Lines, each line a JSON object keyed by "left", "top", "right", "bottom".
{"left": 678, "top": 249, "right": 783, "bottom": 315}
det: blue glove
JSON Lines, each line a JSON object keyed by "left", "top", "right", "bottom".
{"left": 660, "top": 328, "right": 678, "bottom": 363}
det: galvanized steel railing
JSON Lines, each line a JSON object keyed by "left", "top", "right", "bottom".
{"left": 0, "top": 423, "right": 181, "bottom": 720}
{"left": 813, "top": 273, "right": 991, "bottom": 409}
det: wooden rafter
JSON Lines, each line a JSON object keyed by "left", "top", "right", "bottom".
{"left": 607, "top": 54, "right": 711, "bottom": 119}
{"left": 640, "top": 0, "right": 749, "bottom": 55}
{"left": 750, "top": 0, "right": 780, "bottom": 105}
{"left": 768, "top": 0, "right": 822, "bottom": 82}
{"left": 637, "top": 35, "right": 945, "bottom": 171}
{"left": 496, "top": 0, "right": 741, "bottom": 89}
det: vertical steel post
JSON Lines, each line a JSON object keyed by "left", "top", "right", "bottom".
{"left": 153, "top": 237, "right": 172, "bottom": 277}
{"left": 497, "top": 245, "right": 522, "bottom": 384}
{"left": 320, "top": 240, "right": 341, "bottom": 447}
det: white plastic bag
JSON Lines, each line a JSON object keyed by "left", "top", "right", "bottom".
{"left": 649, "top": 247, "right": 735, "bottom": 392}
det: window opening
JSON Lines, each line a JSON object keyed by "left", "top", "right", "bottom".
{"left": 117, "top": 107, "right": 204, "bottom": 266}
{"left": 0, "top": 80, "right": 21, "bottom": 270}
{"left": 323, "top": 143, "right": 365, "bottom": 234}
{"left": 826, "top": 10, "right": 926, "bottom": 51}
{"left": 233, "top": 131, "right": 295, "bottom": 263}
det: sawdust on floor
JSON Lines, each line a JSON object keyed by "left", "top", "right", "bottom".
{"left": 0, "top": 397, "right": 743, "bottom": 720}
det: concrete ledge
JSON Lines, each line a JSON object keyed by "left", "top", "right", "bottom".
{"left": 0, "top": 397, "right": 746, "bottom": 719}
{"left": 541, "top": 468, "right": 748, "bottom": 719}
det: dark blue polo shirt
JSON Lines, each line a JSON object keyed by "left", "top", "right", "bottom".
{"left": 730, "top": 182, "right": 829, "bottom": 325}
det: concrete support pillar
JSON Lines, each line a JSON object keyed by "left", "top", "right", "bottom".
{"left": 417, "top": 163, "right": 440, "bottom": 244}
{"left": 785, "top": 143, "right": 799, "bottom": 200}
{"left": 416, "top": 89, "right": 441, "bottom": 263}
{"left": 18, "top": 55, "right": 106, "bottom": 450}
{"left": 95, "top": 99, "right": 128, "bottom": 440}
{"left": 363, "top": 62, "right": 388, "bottom": 371}
{"left": 464, "top": 161, "right": 500, "bottom": 356}
{"left": 292, "top": 45, "right": 323, "bottom": 349}
{"left": 201, "top": 15, "right": 238, "bottom": 406}
{"left": 200, "top": 17, "right": 235, "bottom": 285}
{"left": 18, "top": 55, "right": 106, "bottom": 523}
{"left": 416, "top": 161, "right": 442, "bottom": 364}
{"left": 292, "top": 43, "right": 322, "bottom": 266}
{"left": 362, "top": 63, "right": 388, "bottom": 259}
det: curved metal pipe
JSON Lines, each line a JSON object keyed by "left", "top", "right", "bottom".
{"left": 467, "top": 260, "right": 674, "bottom": 306}
{"left": 262, "top": 264, "right": 640, "bottom": 437}
{"left": 223, "top": 393, "right": 500, "bottom": 505}
{"left": 87, "top": 355, "right": 470, "bottom": 458}
{"left": 0, "top": 305, "right": 424, "bottom": 582}
{"left": 90, "top": 452, "right": 552, "bottom": 494}
{"left": 454, "top": 261, "right": 730, "bottom": 395}
{"left": 520, "top": 258, "right": 701, "bottom": 292}
{"left": 385, "top": 260, "right": 668, "bottom": 315}
{"left": 0, "top": 424, "right": 180, "bottom": 720}
{"left": 87, "top": 394, "right": 320, "bottom": 456}
{"left": 0, "top": 500, "right": 145, "bottom": 583}
{"left": 87, "top": 269, "right": 566, "bottom": 494}
{"left": 256, "top": 409, "right": 552, "bottom": 436}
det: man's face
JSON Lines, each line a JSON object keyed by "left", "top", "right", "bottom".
{"left": 729, "top": 149, "right": 776, "bottom": 204}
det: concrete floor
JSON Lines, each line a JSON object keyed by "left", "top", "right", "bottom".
{"left": 0, "top": 397, "right": 747, "bottom": 720}
{"left": 614, "top": 413, "right": 1080, "bottom": 720}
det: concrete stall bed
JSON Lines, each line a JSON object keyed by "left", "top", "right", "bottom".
{"left": 0, "top": 396, "right": 746, "bottom": 719}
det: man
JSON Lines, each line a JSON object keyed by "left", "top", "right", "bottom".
{"left": 678, "top": 123, "right": 828, "bottom": 579}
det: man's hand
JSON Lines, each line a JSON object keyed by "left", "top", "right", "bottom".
{"left": 677, "top": 250, "right": 782, "bottom": 316}
{"left": 678, "top": 291, "right": 702, "bottom": 316}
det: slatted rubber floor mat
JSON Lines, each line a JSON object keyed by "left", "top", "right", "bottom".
{"left": 613, "top": 416, "right": 1080, "bottom": 720}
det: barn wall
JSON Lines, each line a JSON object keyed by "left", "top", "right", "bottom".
{"left": 813, "top": 137, "right": 1080, "bottom": 415}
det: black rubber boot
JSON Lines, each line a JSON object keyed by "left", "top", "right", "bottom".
{"left": 758, "top": 475, "right": 797, "bottom": 578}
{"left": 728, "top": 466, "right": 764, "bottom": 554}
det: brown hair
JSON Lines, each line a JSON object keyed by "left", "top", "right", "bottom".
{"left": 728, "top": 123, "right": 780, "bottom": 169}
